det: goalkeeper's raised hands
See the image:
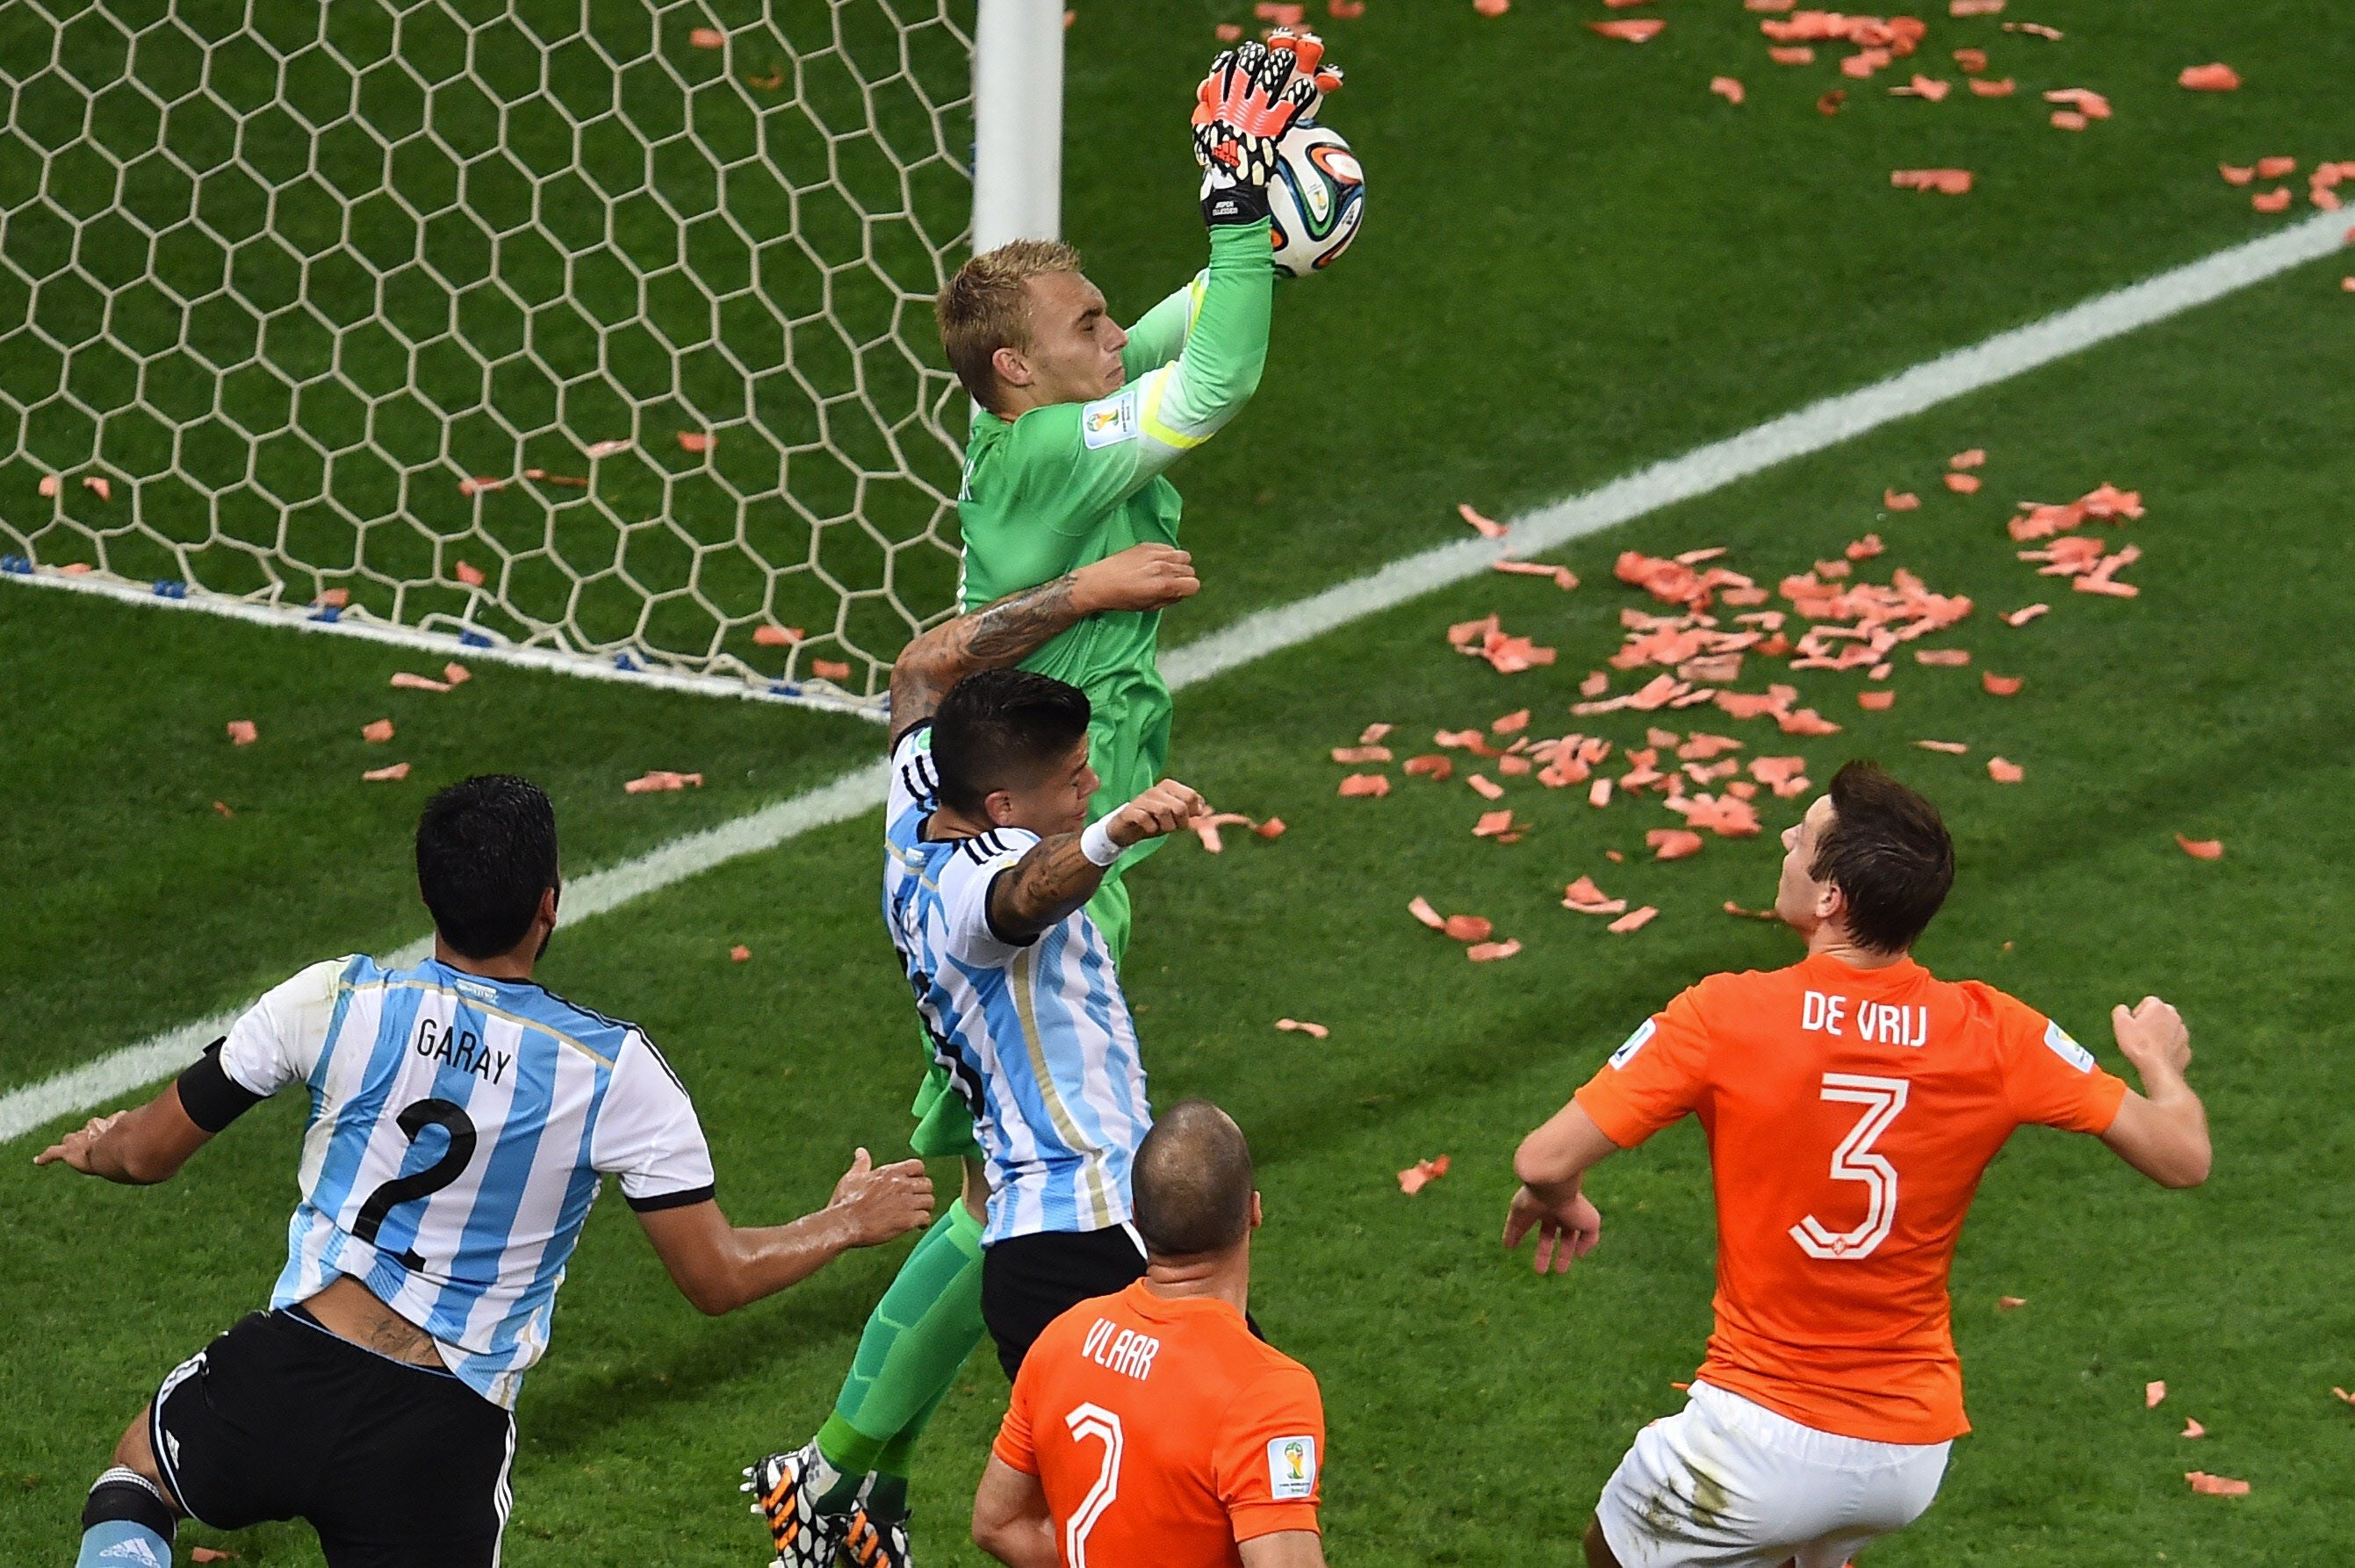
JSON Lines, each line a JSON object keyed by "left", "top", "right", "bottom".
{"left": 1192, "top": 28, "right": 1343, "bottom": 227}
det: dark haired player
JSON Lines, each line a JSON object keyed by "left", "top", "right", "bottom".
{"left": 973, "top": 1100, "right": 1331, "bottom": 1568}
{"left": 37, "top": 774, "right": 934, "bottom": 1568}
{"left": 750, "top": 545, "right": 1203, "bottom": 1567}
{"left": 1503, "top": 761, "right": 2214, "bottom": 1568}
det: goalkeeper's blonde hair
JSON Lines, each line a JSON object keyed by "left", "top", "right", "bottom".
{"left": 937, "top": 239, "right": 1084, "bottom": 414}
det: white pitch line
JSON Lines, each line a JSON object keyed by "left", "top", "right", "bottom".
{"left": 5, "top": 205, "right": 2343, "bottom": 1147}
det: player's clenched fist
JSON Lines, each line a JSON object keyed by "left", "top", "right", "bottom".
{"left": 1072, "top": 543, "right": 1200, "bottom": 615}
{"left": 2111, "top": 996, "right": 2191, "bottom": 1081}
{"left": 1192, "top": 29, "right": 1343, "bottom": 227}
{"left": 1105, "top": 780, "right": 1210, "bottom": 848}
{"left": 827, "top": 1147, "right": 936, "bottom": 1246}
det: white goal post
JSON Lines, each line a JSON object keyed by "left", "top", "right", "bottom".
{"left": 0, "top": 0, "right": 1065, "bottom": 715}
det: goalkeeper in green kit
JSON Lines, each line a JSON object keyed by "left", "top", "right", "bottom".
{"left": 744, "top": 31, "right": 1342, "bottom": 1568}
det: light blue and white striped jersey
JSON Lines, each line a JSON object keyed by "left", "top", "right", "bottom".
{"left": 883, "top": 723, "right": 1152, "bottom": 1246}
{"left": 215, "top": 953, "right": 715, "bottom": 1408}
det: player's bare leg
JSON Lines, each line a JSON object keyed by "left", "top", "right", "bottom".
{"left": 74, "top": 1404, "right": 182, "bottom": 1568}
{"left": 1582, "top": 1514, "right": 1624, "bottom": 1568}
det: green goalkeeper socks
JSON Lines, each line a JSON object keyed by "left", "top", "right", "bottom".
{"left": 813, "top": 1198, "right": 986, "bottom": 1513}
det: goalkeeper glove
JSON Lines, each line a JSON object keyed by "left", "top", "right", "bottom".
{"left": 1192, "top": 29, "right": 1343, "bottom": 227}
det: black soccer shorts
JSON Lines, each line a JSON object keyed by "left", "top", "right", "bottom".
{"left": 981, "top": 1224, "right": 1151, "bottom": 1379}
{"left": 148, "top": 1306, "right": 514, "bottom": 1568}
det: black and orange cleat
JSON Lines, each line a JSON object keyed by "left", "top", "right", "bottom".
{"left": 839, "top": 1501, "right": 914, "bottom": 1568}
{"left": 740, "top": 1442, "right": 847, "bottom": 1568}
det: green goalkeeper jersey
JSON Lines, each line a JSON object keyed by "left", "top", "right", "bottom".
{"left": 955, "top": 219, "right": 1275, "bottom": 947}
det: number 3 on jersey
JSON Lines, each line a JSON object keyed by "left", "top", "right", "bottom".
{"left": 1062, "top": 1404, "right": 1124, "bottom": 1568}
{"left": 1790, "top": 1073, "right": 1909, "bottom": 1261}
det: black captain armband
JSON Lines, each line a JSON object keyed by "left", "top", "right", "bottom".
{"left": 625, "top": 1183, "right": 716, "bottom": 1213}
{"left": 177, "top": 1037, "right": 267, "bottom": 1133}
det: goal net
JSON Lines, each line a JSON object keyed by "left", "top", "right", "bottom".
{"left": 0, "top": 0, "right": 1002, "bottom": 710}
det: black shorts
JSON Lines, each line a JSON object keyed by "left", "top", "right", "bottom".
{"left": 982, "top": 1225, "right": 1149, "bottom": 1379}
{"left": 149, "top": 1307, "right": 514, "bottom": 1568}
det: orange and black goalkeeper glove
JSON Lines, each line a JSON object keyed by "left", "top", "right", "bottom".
{"left": 1192, "top": 29, "right": 1343, "bottom": 227}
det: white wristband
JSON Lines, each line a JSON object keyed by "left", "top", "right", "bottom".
{"left": 1079, "top": 816, "right": 1124, "bottom": 867}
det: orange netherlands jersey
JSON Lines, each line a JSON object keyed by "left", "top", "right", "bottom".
{"left": 1575, "top": 951, "right": 2127, "bottom": 1446}
{"left": 994, "top": 1280, "right": 1325, "bottom": 1567}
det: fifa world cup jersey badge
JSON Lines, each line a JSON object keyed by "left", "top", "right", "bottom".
{"left": 1267, "top": 1435, "right": 1318, "bottom": 1500}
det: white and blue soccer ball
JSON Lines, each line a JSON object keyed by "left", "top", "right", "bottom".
{"left": 1266, "top": 121, "right": 1365, "bottom": 277}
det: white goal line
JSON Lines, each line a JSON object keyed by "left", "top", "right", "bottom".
{"left": 4, "top": 204, "right": 2343, "bottom": 1147}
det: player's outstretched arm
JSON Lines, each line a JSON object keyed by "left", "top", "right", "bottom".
{"left": 890, "top": 543, "right": 1200, "bottom": 739}
{"left": 1503, "top": 1102, "right": 1617, "bottom": 1276}
{"left": 985, "top": 779, "right": 1208, "bottom": 943}
{"left": 971, "top": 1457, "right": 1059, "bottom": 1568}
{"left": 32, "top": 1084, "right": 213, "bottom": 1185}
{"left": 635, "top": 1147, "right": 935, "bottom": 1316}
{"left": 2098, "top": 996, "right": 2211, "bottom": 1189}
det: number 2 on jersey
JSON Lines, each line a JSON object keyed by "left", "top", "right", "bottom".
{"left": 1789, "top": 1073, "right": 1909, "bottom": 1261}
{"left": 351, "top": 1098, "right": 479, "bottom": 1270}
{"left": 1062, "top": 1403, "right": 1124, "bottom": 1568}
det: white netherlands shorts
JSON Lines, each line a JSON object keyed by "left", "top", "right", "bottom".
{"left": 1593, "top": 1381, "right": 1951, "bottom": 1568}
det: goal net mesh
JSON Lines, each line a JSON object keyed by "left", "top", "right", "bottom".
{"left": 0, "top": 0, "right": 977, "bottom": 704}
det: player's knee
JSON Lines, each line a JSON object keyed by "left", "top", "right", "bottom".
{"left": 1581, "top": 1514, "right": 1623, "bottom": 1568}
{"left": 107, "top": 1406, "right": 166, "bottom": 1487}
{"left": 85, "top": 1421, "right": 179, "bottom": 1540}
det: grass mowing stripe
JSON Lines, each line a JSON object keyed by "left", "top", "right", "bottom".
{"left": 4, "top": 203, "right": 2342, "bottom": 1149}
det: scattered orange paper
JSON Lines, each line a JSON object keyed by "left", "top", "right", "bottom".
{"left": 811, "top": 658, "right": 853, "bottom": 680}
{"left": 1949, "top": 0, "right": 2003, "bottom": 12}
{"left": 1982, "top": 672, "right": 2022, "bottom": 694}
{"left": 37, "top": 473, "right": 60, "bottom": 497}
{"left": 753, "top": 625, "right": 803, "bottom": 646}
{"left": 1329, "top": 0, "right": 1366, "bottom": 17}
{"left": 731, "top": 944, "right": 751, "bottom": 962}
{"left": 2004, "top": 603, "right": 2049, "bottom": 626}
{"left": 391, "top": 672, "right": 452, "bottom": 694}
{"left": 1916, "top": 739, "right": 1969, "bottom": 754}
{"left": 455, "top": 559, "right": 486, "bottom": 586}
{"left": 1987, "top": 756, "right": 2024, "bottom": 783}
{"left": 2186, "top": 1471, "right": 2250, "bottom": 1498}
{"left": 1216, "top": 21, "right": 1244, "bottom": 38}
{"left": 1493, "top": 708, "right": 1530, "bottom": 734}
{"left": 1588, "top": 18, "right": 1665, "bottom": 40}
{"left": 458, "top": 476, "right": 506, "bottom": 497}
{"left": 2252, "top": 188, "right": 2293, "bottom": 213}
{"left": 1769, "top": 45, "right": 1815, "bottom": 63}
{"left": 745, "top": 68, "right": 784, "bottom": 90}
{"left": 363, "top": 718, "right": 394, "bottom": 743}
{"left": 1458, "top": 501, "right": 1508, "bottom": 538}
{"left": 1473, "top": 0, "right": 1509, "bottom": 13}
{"left": 1257, "top": 817, "right": 1286, "bottom": 839}
{"left": 1608, "top": 905, "right": 1660, "bottom": 934}
{"left": 1408, "top": 896, "right": 1447, "bottom": 931}
{"left": 1998, "top": 1295, "right": 2027, "bottom": 1310}
{"left": 2044, "top": 87, "right": 2111, "bottom": 119}
{"left": 1468, "top": 773, "right": 1505, "bottom": 801}
{"left": 1275, "top": 1017, "right": 1330, "bottom": 1040}
{"left": 2183, "top": 1419, "right": 2207, "bottom": 1439}
{"left": 1891, "top": 74, "right": 1950, "bottom": 101}
{"left": 1892, "top": 168, "right": 1973, "bottom": 193}
{"left": 624, "top": 770, "right": 703, "bottom": 794}
{"left": 1968, "top": 76, "right": 2015, "bottom": 96}
{"left": 1884, "top": 488, "right": 1920, "bottom": 509}
{"left": 688, "top": 26, "right": 724, "bottom": 48}
{"left": 2050, "top": 109, "right": 2087, "bottom": 128}
{"left": 1858, "top": 689, "right": 1895, "bottom": 710}
{"left": 1404, "top": 754, "right": 1454, "bottom": 781}
{"left": 2177, "top": 63, "right": 2240, "bottom": 91}
{"left": 1332, "top": 744, "right": 1394, "bottom": 763}
{"left": 1945, "top": 471, "right": 1982, "bottom": 493}
{"left": 1648, "top": 828, "right": 1704, "bottom": 860}
{"left": 82, "top": 475, "right": 112, "bottom": 501}
{"left": 2176, "top": 835, "right": 2223, "bottom": 860}
{"left": 1473, "top": 809, "right": 1517, "bottom": 838}
{"left": 677, "top": 430, "right": 714, "bottom": 453}
{"left": 1444, "top": 914, "right": 1494, "bottom": 942}
{"left": 362, "top": 762, "right": 411, "bottom": 782}
{"left": 1710, "top": 76, "right": 1746, "bottom": 104}
{"left": 1398, "top": 1154, "right": 1451, "bottom": 1194}
{"left": 1467, "top": 939, "right": 1521, "bottom": 961}
{"left": 2147, "top": 1380, "right": 2167, "bottom": 1409}
{"left": 226, "top": 719, "right": 257, "bottom": 745}
{"left": 1493, "top": 558, "right": 1579, "bottom": 589}
{"left": 1724, "top": 901, "right": 1778, "bottom": 920}
{"left": 212, "top": 800, "right": 234, "bottom": 818}
{"left": 1846, "top": 533, "right": 1884, "bottom": 560}
{"left": 1952, "top": 47, "right": 1986, "bottom": 71}
{"left": 1337, "top": 773, "right": 1390, "bottom": 798}
{"left": 1916, "top": 648, "right": 1971, "bottom": 666}
{"left": 2003, "top": 20, "right": 2061, "bottom": 38}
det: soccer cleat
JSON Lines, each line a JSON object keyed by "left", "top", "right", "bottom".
{"left": 839, "top": 1502, "right": 914, "bottom": 1568}
{"left": 740, "top": 1442, "right": 846, "bottom": 1568}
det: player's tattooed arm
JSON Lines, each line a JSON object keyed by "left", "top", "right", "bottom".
{"left": 888, "top": 543, "right": 1199, "bottom": 738}
{"left": 987, "top": 779, "right": 1207, "bottom": 943}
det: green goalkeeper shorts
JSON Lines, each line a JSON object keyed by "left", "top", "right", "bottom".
{"left": 909, "top": 1042, "right": 983, "bottom": 1162}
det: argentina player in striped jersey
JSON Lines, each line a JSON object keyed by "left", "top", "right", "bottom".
{"left": 36, "top": 776, "right": 934, "bottom": 1568}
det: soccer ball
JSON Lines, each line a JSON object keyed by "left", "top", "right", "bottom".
{"left": 1266, "top": 122, "right": 1365, "bottom": 277}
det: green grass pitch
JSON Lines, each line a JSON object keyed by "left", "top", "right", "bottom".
{"left": 5, "top": 0, "right": 2354, "bottom": 1562}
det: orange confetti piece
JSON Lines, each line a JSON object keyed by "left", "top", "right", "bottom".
{"left": 458, "top": 476, "right": 507, "bottom": 497}
{"left": 1724, "top": 901, "right": 1777, "bottom": 920}
{"left": 1493, "top": 708, "right": 1531, "bottom": 734}
{"left": 1891, "top": 74, "right": 1950, "bottom": 100}
{"left": 1948, "top": 0, "right": 2003, "bottom": 11}
{"left": 1998, "top": 1295, "right": 2027, "bottom": 1310}
{"left": 1857, "top": 689, "right": 1895, "bottom": 710}
{"left": 677, "top": 430, "right": 714, "bottom": 453}
{"left": 1647, "top": 828, "right": 1704, "bottom": 861}
{"left": 1403, "top": 754, "right": 1454, "bottom": 781}
{"left": 191, "top": 1550, "right": 240, "bottom": 1564}
{"left": 1915, "top": 739, "right": 1969, "bottom": 754}
{"left": 2175, "top": 835, "right": 2223, "bottom": 860}
{"left": 2045, "top": 87, "right": 2110, "bottom": 119}
{"left": 212, "top": 800, "right": 234, "bottom": 818}
{"left": 1257, "top": 817, "right": 1286, "bottom": 838}
{"left": 2183, "top": 1419, "right": 2207, "bottom": 1438}
{"left": 753, "top": 624, "right": 804, "bottom": 646}
{"left": 1468, "top": 773, "right": 1505, "bottom": 801}
{"left": 1986, "top": 756, "right": 2024, "bottom": 783}
{"left": 1982, "top": 671, "right": 2022, "bottom": 694}
{"left": 811, "top": 658, "right": 853, "bottom": 680}
{"left": 391, "top": 671, "right": 453, "bottom": 694}
{"left": 1331, "top": 744, "right": 1394, "bottom": 763}
{"left": 37, "top": 473, "right": 60, "bottom": 497}
{"left": 1945, "top": 471, "right": 1982, "bottom": 493}
{"left": 362, "top": 718, "right": 394, "bottom": 743}
{"left": 731, "top": 944, "right": 751, "bottom": 962}
{"left": 1883, "top": 488, "right": 1920, "bottom": 510}
{"left": 1493, "top": 558, "right": 1579, "bottom": 589}
{"left": 1845, "top": 533, "right": 1884, "bottom": 560}
{"left": 2252, "top": 188, "right": 2293, "bottom": 213}
{"left": 1608, "top": 905, "right": 1659, "bottom": 934}
{"left": 1588, "top": 18, "right": 1664, "bottom": 40}
{"left": 1710, "top": 76, "right": 1746, "bottom": 104}
{"left": 1398, "top": 1154, "right": 1451, "bottom": 1194}
{"left": 1337, "top": 773, "right": 1390, "bottom": 798}
{"left": 1329, "top": 0, "right": 1366, "bottom": 17}
{"left": 2002, "top": 20, "right": 2061, "bottom": 38}
{"left": 1216, "top": 21, "right": 1243, "bottom": 39}
{"left": 2049, "top": 110, "right": 2087, "bottom": 130}
{"left": 688, "top": 25, "right": 725, "bottom": 48}
{"left": 1473, "top": 809, "right": 1517, "bottom": 838}
{"left": 363, "top": 762, "right": 412, "bottom": 782}
{"left": 624, "top": 770, "right": 704, "bottom": 795}
{"left": 2186, "top": 1471, "right": 2249, "bottom": 1498}
{"left": 582, "top": 439, "right": 632, "bottom": 459}
{"left": 2177, "top": 62, "right": 2239, "bottom": 91}
{"left": 1466, "top": 939, "right": 1521, "bottom": 961}
{"left": 1581, "top": 670, "right": 1611, "bottom": 698}
{"left": 1952, "top": 47, "right": 1986, "bottom": 71}
{"left": 2219, "top": 163, "right": 2256, "bottom": 185}
{"left": 455, "top": 559, "right": 486, "bottom": 586}
{"left": 2332, "top": 1387, "right": 2355, "bottom": 1408}
{"left": 1890, "top": 167, "right": 1972, "bottom": 193}
{"left": 1359, "top": 722, "right": 1394, "bottom": 744}
{"left": 1276, "top": 1017, "right": 1330, "bottom": 1039}
{"left": 1444, "top": 914, "right": 1494, "bottom": 943}
{"left": 745, "top": 68, "right": 784, "bottom": 90}
{"left": 1473, "top": 0, "right": 1509, "bottom": 14}
{"left": 82, "top": 475, "right": 112, "bottom": 501}
{"left": 1950, "top": 448, "right": 1986, "bottom": 470}
{"left": 225, "top": 719, "right": 257, "bottom": 745}
{"left": 1769, "top": 45, "right": 1815, "bottom": 63}
{"left": 1408, "top": 896, "right": 1447, "bottom": 931}
{"left": 1968, "top": 76, "right": 2014, "bottom": 96}
{"left": 1458, "top": 501, "right": 1508, "bottom": 537}
{"left": 2004, "top": 603, "right": 2049, "bottom": 626}
{"left": 1588, "top": 777, "right": 1614, "bottom": 809}
{"left": 313, "top": 587, "right": 351, "bottom": 608}
{"left": 2147, "top": 1380, "right": 2168, "bottom": 1408}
